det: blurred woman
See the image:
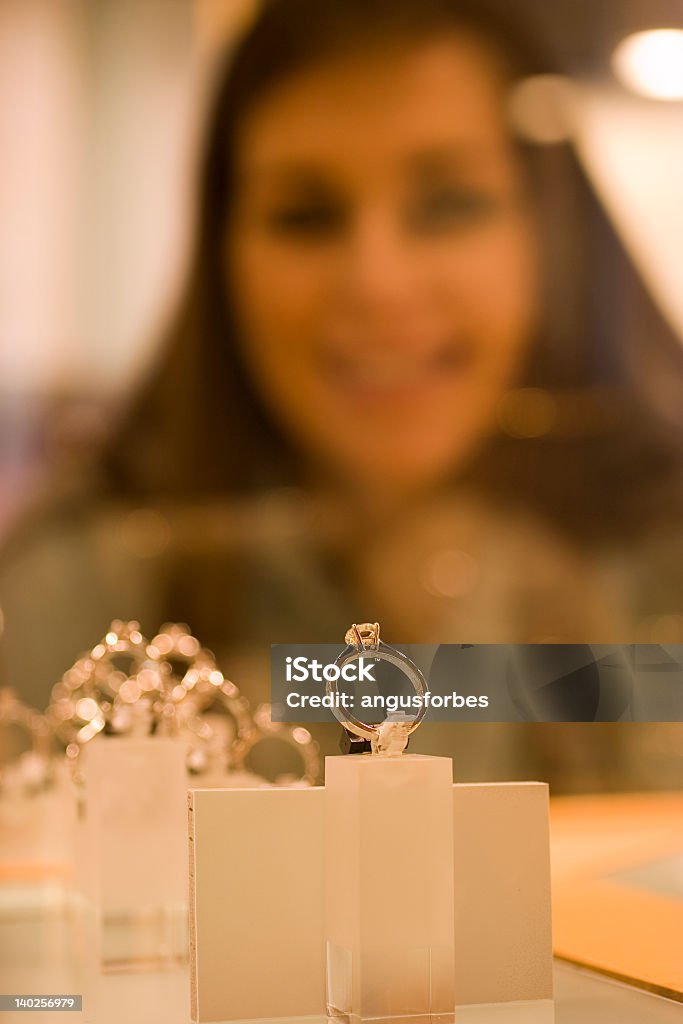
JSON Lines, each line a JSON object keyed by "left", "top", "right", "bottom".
{"left": 2, "top": 0, "right": 682, "bottom": 788}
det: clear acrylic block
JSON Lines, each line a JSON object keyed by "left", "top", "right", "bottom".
{"left": 325, "top": 754, "right": 455, "bottom": 1024}
{"left": 79, "top": 736, "right": 188, "bottom": 971}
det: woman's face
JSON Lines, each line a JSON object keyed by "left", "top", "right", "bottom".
{"left": 227, "top": 36, "right": 538, "bottom": 497}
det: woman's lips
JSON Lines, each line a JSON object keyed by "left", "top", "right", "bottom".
{"left": 319, "top": 341, "right": 475, "bottom": 401}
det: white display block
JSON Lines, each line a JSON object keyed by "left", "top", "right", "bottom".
{"left": 453, "top": 783, "right": 553, "bottom": 1005}
{"left": 0, "top": 777, "right": 77, "bottom": 877}
{"left": 457, "top": 999, "right": 554, "bottom": 1023}
{"left": 188, "top": 779, "right": 552, "bottom": 1022}
{"left": 80, "top": 736, "right": 188, "bottom": 969}
{"left": 188, "top": 787, "right": 325, "bottom": 1022}
{"left": 325, "top": 754, "right": 455, "bottom": 1023}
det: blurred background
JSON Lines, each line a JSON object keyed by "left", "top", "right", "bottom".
{"left": 1, "top": 0, "right": 683, "bottom": 794}
{"left": 1, "top": 0, "right": 682, "bottom": 529}
{"left": 0, "top": 1, "right": 254, "bottom": 529}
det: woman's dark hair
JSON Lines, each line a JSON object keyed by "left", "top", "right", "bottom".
{"left": 101, "top": 0, "right": 683, "bottom": 545}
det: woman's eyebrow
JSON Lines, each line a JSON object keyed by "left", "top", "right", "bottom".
{"left": 404, "top": 143, "right": 506, "bottom": 175}
{"left": 238, "top": 161, "right": 332, "bottom": 187}
{"left": 237, "top": 143, "right": 508, "bottom": 190}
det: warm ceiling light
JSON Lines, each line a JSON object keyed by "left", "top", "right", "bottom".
{"left": 612, "top": 29, "right": 683, "bottom": 100}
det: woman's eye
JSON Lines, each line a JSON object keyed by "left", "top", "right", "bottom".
{"left": 265, "top": 202, "right": 346, "bottom": 238}
{"left": 407, "top": 188, "right": 500, "bottom": 233}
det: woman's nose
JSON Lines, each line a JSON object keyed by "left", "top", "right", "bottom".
{"left": 334, "top": 208, "right": 428, "bottom": 330}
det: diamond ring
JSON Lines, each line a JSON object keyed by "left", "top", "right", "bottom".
{"left": 328, "top": 623, "right": 427, "bottom": 755}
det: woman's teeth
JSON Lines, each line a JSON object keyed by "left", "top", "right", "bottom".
{"left": 328, "top": 345, "right": 471, "bottom": 392}
{"left": 349, "top": 362, "right": 432, "bottom": 387}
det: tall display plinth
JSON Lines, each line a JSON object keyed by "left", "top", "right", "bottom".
{"left": 325, "top": 754, "right": 455, "bottom": 1024}
{"left": 79, "top": 736, "right": 188, "bottom": 970}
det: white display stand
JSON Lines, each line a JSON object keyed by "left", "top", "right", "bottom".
{"left": 326, "top": 754, "right": 455, "bottom": 1023}
{"left": 80, "top": 736, "right": 188, "bottom": 969}
{"left": 188, "top": 778, "right": 552, "bottom": 1022}
{"left": 0, "top": 775, "right": 77, "bottom": 877}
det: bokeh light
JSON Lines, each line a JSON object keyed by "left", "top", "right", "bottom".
{"left": 613, "top": 29, "right": 683, "bottom": 101}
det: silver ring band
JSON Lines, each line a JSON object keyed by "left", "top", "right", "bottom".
{"left": 327, "top": 634, "right": 427, "bottom": 742}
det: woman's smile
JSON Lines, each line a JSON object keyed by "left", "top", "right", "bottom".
{"left": 318, "top": 336, "right": 477, "bottom": 405}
